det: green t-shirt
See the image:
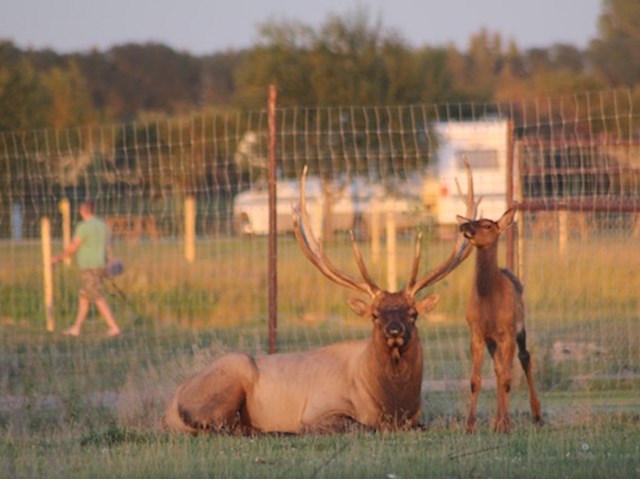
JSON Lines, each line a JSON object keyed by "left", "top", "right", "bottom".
{"left": 74, "top": 216, "right": 109, "bottom": 269}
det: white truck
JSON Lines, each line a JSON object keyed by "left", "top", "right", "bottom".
{"left": 233, "top": 176, "right": 425, "bottom": 237}
{"left": 430, "top": 119, "right": 511, "bottom": 225}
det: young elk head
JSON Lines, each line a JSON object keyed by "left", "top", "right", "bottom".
{"left": 457, "top": 208, "right": 516, "bottom": 249}
{"left": 292, "top": 165, "right": 480, "bottom": 362}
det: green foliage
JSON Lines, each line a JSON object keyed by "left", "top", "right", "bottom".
{"left": 0, "top": 57, "right": 48, "bottom": 130}
{"left": 591, "top": 0, "right": 640, "bottom": 86}
{"left": 6, "top": 2, "right": 640, "bottom": 127}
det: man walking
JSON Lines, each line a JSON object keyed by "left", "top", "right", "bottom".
{"left": 51, "top": 200, "right": 121, "bottom": 337}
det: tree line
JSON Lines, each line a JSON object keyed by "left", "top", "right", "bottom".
{"left": 1, "top": 0, "right": 639, "bottom": 132}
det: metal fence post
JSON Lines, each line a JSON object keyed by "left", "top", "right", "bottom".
{"left": 268, "top": 85, "right": 278, "bottom": 354}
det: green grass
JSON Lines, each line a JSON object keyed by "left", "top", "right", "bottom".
{"left": 1, "top": 320, "right": 639, "bottom": 478}
{"left": 3, "top": 411, "right": 640, "bottom": 477}
{"left": 1, "top": 233, "right": 639, "bottom": 477}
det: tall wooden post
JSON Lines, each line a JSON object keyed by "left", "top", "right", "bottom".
{"left": 386, "top": 211, "right": 397, "bottom": 292}
{"left": 184, "top": 196, "right": 196, "bottom": 263}
{"left": 370, "top": 198, "right": 381, "bottom": 266}
{"left": 41, "top": 217, "right": 55, "bottom": 332}
{"left": 267, "top": 85, "right": 278, "bottom": 354}
{"left": 58, "top": 198, "right": 71, "bottom": 266}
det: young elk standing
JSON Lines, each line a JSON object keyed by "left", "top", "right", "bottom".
{"left": 162, "top": 166, "right": 478, "bottom": 435}
{"left": 457, "top": 208, "right": 543, "bottom": 433}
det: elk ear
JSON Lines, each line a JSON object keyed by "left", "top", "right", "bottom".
{"left": 347, "top": 297, "right": 370, "bottom": 318}
{"left": 456, "top": 215, "right": 470, "bottom": 225}
{"left": 497, "top": 208, "right": 516, "bottom": 231}
{"left": 416, "top": 293, "right": 440, "bottom": 315}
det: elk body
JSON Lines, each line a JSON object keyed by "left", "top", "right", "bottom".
{"left": 457, "top": 208, "right": 543, "bottom": 433}
{"left": 162, "top": 167, "right": 478, "bottom": 435}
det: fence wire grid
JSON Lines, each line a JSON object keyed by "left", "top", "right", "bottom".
{"left": 1, "top": 89, "right": 639, "bottom": 424}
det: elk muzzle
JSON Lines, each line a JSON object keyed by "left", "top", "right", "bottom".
{"left": 383, "top": 320, "right": 410, "bottom": 362}
{"left": 459, "top": 221, "right": 476, "bottom": 239}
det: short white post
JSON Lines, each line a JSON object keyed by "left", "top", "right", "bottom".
{"left": 558, "top": 210, "right": 568, "bottom": 257}
{"left": 41, "top": 217, "right": 55, "bottom": 332}
{"left": 386, "top": 211, "right": 397, "bottom": 292}
{"left": 370, "top": 198, "right": 381, "bottom": 266}
{"left": 184, "top": 196, "right": 196, "bottom": 263}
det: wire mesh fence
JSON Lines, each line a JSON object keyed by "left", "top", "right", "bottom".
{"left": 1, "top": 89, "right": 639, "bottom": 424}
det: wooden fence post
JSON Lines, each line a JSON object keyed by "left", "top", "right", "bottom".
{"left": 386, "top": 211, "right": 397, "bottom": 292}
{"left": 58, "top": 198, "right": 71, "bottom": 266}
{"left": 184, "top": 196, "right": 196, "bottom": 263}
{"left": 370, "top": 198, "right": 381, "bottom": 266}
{"left": 558, "top": 210, "right": 568, "bottom": 257}
{"left": 41, "top": 217, "right": 55, "bottom": 332}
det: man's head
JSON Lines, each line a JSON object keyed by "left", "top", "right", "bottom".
{"left": 79, "top": 200, "right": 95, "bottom": 219}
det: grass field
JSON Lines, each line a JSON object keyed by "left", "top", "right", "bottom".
{"left": 1, "top": 231, "right": 639, "bottom": 477}
{"left": 3, "top": 414, "right": 640, "bottom": 477}
{"left": 1, "top": 322, "right": 639, "bottom": 478}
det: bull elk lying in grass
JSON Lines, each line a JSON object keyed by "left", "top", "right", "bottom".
{"left": 163, "top": 166, "right": 479, "bottom": 435}
{"left": 457, "top": 208, "right": 544, "bottom": 433}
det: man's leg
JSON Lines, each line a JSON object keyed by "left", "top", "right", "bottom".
{"left": 95, "top": 297, "right": 120, "bottom": 336}
{"left": 64, "top": 296, "right": 90, "bottom": 336}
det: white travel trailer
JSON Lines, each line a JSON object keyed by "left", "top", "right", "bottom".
{"left": 432, "top": 119, "right": 511, "bottom": 225}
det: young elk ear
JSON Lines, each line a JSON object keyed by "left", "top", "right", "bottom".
{"left": 347, "top": 297, "right": 370, "bottom": 318}
{"left": 497, "top": 208, "right": 517, "bottom": 232}
{"left": 416, "top": 293, "right": 440, "bottom": 316}
{"left": 456, "top": 215, "right": 470, "bottom": 225}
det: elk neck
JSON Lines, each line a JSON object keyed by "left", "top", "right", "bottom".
{"left": 473, "top": 241, "right": 502, "bottom": 298}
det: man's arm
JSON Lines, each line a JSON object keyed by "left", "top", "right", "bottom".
{"left": 51, "top": 236, "right": 82, "bottom": 264}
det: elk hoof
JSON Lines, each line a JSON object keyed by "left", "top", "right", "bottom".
{"left": 465, "top": 419, "right": 477, "bottom": 435}
{"left": 492, "top": 417, "right": 513, "bottom": 434}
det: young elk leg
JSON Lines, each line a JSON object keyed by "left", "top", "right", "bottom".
{"left": 488, "top": 338, "right": 515, "bottom": 434}
{"left": 466, "top": 333, "right": 485, "bottom": 434}
{"left": 516, "top": 329, "right": 544, "bottom": 426}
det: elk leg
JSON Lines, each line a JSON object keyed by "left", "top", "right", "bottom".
{"left": 466, "top": 334, "right": 484, "bottom": 434}
{"left": 516, "top": 329, "right": 544, "bottom": 425}
{"left": 490, "top": 338, "right": 514, "bottom": 434}
{"left": 167, "top": 353, "right": 258, "bottom": 434}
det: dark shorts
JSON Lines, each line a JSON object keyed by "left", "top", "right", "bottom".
{"left": 79, "top": 269, "right": 106, "bottom": 301}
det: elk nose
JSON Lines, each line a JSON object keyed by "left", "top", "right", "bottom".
{"left": 460, "top": 223, "right": 475, "bottom": 237}
{"left": 385, "top": 323, "right": 405, "bottom": 337}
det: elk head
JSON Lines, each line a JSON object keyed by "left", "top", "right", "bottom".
{"left": 457, "top": 208, "right": 516, "bottom": 249}
{"left": 292, "top": 165, "right": 479, "bottom": 362}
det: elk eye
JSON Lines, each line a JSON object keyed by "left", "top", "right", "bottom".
{"left": 483, "top": 224, "right": 492, "bottom": 230}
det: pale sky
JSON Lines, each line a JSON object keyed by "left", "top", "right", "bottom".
{"left": 1, "top": 0, "right": 602, "bottom": 55}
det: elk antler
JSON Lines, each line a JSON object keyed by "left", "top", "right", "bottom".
{"left": 406, "top": 161, "right": 479, "bottom": 296}
{"left": 292, "top": 166, "right": 381, "bottom": 297}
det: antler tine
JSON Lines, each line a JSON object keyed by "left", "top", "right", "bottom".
{"left": 455, "top": 160, "right": 481, "bottom": 219}
{"left": 348, "top": 230, "right": 382, "bottom": 292}
{"left": 407, "top": 163, "right": 477, "bottom": 296}
{"left": 292, "top": 166, "right": 379, "bottom": 297}
{"left": 406, "top": 232, "right": 423, "bottom": 290}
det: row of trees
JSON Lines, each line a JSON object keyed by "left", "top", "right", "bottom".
{"left": 0, "top": 0, "right": 639, "bottom": 132}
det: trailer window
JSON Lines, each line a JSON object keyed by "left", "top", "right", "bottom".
{"left": 455, "top": 150, "right": 499, "bottom": 169}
